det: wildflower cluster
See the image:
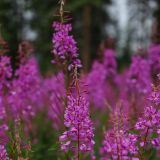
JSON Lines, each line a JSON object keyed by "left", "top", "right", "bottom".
{"left": 59, "top": 71, "right": 95, "bottom": 159}
{"left": 126, "top": 56, "right": 151, "bottom": 95}
{"left": 135, "top": 106, "right": 160, "bottom": 149}
{"left": 52, "top": 22, "right": 82, "bottom": 71}
{"left": 101, "top": 105, "right": 139, "bottom": 160}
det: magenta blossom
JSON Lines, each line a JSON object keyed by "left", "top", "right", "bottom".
{"left": 103, "top": 49, "right": 117, "bottom": 79}
{"left": 135, "top": 106, "right": 160, "bottom": 149}
{"left": 126, "top": 56, "right": 151, "bottom": 95}
{"left": 86, "top": 61, "right": 107, "bottom": 108}
{"left": 101, "top": 106, "right": 138, "bottom": 160}
{"left": 52, "top": 22, "right": 82, "bottom": 71}
{"left": 59, "top": 94, "right": 95, "bottom": 159}
{"left": 43, "top": 72, "right": 65, "bottom": 130}
{"left": 8, "top": 57, "right": 43, "bottom": 123}
{"left": 0, "top": 145, "right": 8, "bottom": 160}
{"left": 0, "top": 56, "right": 12, "bottom": 89}
{"left": 100, "top": 130, "right": 138, "bottom": 160}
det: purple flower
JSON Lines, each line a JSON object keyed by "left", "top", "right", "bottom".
{"left": 86, "top": 61, "right": 107, "bottom": 108}
{"left": 135, "top": 106, "right": 160, "bottom": 130}
{"left": 100, "top": 130, "right": 138, "bottom": 160}
{"left": 148, "top": 92, "right": 160, "bottom": 106}
{"left": 86, "top": 48, "right": 119, "bottom": 107}
{"left": 103, "top": 49, "right": 117, "bottom": 79}
{"left": 8, "top": 57, "right": 43, "bottom": 124}
{"left": 0, "top": 56, "right": 12, "bottom": 89}
{"left": 152, "top": 136, "right": 160, "bottom": 148}
{"left": 59, "top": 94, "right": 95, "bottom": 158}
{"left": 0, "top": 55, "right": 11, "bottom": 150}
{"left": 101, "top": 105, "right": 138, "bottom": 160}
{"left": 126, "top": 56, "right": 151, "bottom": 95}
{"left": 52, "top": 22, "right": 82, "bottom": 71}
{"left": 43, "top": 73, "right": 65, "bottom": 130}
{"left": 135, "top": 106, "right": 160, "bottom": 149}
{"left": 0, "top": 145, "right": 8, "bottom": 160}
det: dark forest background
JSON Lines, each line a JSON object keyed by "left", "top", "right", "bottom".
{"left": 0, "top": 0, "right": 160, "bottom": 72}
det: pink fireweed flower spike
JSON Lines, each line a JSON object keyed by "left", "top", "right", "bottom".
{"left": 0, "top": 56, "right": 12, "bottom": 89}
{"left": 135, "top": 80, "right": 160, "bottom": 150}
{"left": 52, "top": 22, "right": 82, "bottom": 71}
{"left": 135, "top": 105, "right": 160, "bottom": 149}
{"left": 8, "top": 57, "right": 42, "bottom": 129}
{"left": 100, "top": 105, "right": 138, "bottom": 160}
{"left": 44, "top": 72, "right": 65, "bottom": 130}
{"left": 0, "top": 36, "right": 11, "bottom": 158}
{"left": 59, "top": 70, "right": 95, "bottom": 159}
{"left": 86, "top": 61, "right": 107, "bottom": 108}
{"left": 126, "top": 56, "right": 151, "bottom": 95}
{"left": 0, "top": 145, "right": 8, "bottom": 160}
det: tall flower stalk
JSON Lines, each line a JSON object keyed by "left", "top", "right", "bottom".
{"left": 59, "top": 68, "right": 95, "bottom": 160}
{"left": 100, "top": 105, "right": 138, "bottom": 160}
{"left": 0, "top": 34, "right": 11, "bottom": 159}
{"left": 52, "top": 0, "right": 81, "bottom": 89}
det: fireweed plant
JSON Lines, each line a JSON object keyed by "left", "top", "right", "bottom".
{"left": 0, "top": 36, "right": 10, "bottom": 159}
{"left": 52, "top": 1, "right": 95, "bottom": 159}
{"left": 59, "top": 69, "right": 95, "bottom": 160}
{"left": 0, "top": 0, "right": 160, "bottom": 159}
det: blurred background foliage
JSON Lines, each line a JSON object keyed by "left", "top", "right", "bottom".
{"left": 0, "top": 0, "right": 112, "bottom": 73}
{"left": 1, "top": 0, "right": 159, "bottom": 73}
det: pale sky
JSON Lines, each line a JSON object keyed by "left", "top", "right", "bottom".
{"left": 116, "top": 0, "right": 128, "bottom": 28}
{"left": 106, "top": 0, "right": 128, "bottom": 54}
